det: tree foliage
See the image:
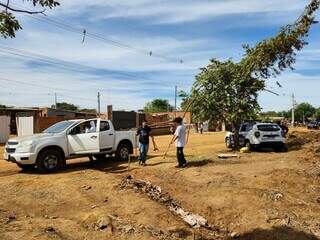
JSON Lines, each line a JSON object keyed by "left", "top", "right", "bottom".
{"left": 0, "top": 0, "right": 60, "bottom": 38}
{"left": 295, "top": 102, "right": 316, "bottom": 120}
{"left": 144, "top": 99, "right": 174, "bottom": 113}
{"left": 53, "top": 102, "right": 78, "bottom": 112}
{"left": 242, "top": 0, "right": 320, "bottom": 79}
{"left": 191, "top": 60, "right": 264, "bottom": 127}
{"left": 80, "top": 108, "right": 97, "bottom": 114}
{"left": 191, "top": 0, "right": 320, "bottom": 149}
{"left": 178, "top": 90, "right": 192, "bottom": 111}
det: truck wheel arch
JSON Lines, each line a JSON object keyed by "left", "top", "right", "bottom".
{"left": 117, "top": 139, "right": 133, "bottom": 154}
{"left": 37, "top": 145, "right": 65, "bottom": 161}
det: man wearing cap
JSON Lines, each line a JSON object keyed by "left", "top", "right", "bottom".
{"left": 171, "top": 117, "right": 187, "bottom": 168}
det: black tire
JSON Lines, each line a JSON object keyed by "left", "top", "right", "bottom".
{"left": 225, "top": 137, "right": 232, "bottom": 148}
{"left": 16, "top": 163, "right": 35, "bottom": 171}
{"left": 36, "top": 149, "right": 62, "bottom": 172}
{"left": 115, "top": 143, "right": 130, "bottom": 162}
{"left": 245, "top": 140, "right": 251, "bottom": 151}
{"left": 282, "top": 145, "right": 288, "bottom": 152}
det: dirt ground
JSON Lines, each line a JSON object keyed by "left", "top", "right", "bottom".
{"left": 0, "top": 129, "right": 320, "bottom": 240}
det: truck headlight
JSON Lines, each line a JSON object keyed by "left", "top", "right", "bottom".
{"left": 17, "top": 141, "right": 34, "bottom": 153}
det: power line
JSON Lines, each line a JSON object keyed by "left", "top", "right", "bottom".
{"left": 0, "top": 76, "right": 97, "bottom": 102}
{"left": 9, "top": 2, "right": 193, "bottom": 66}
{"left": 0, "top": 44, "right": 160, "bottom": 81}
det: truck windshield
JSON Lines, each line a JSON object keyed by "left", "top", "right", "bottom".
{"left": 43, "top": 121, "right": 76, "bottom": 134}
{"left": 257, "top": 124, "right": 280, "bottom": 131}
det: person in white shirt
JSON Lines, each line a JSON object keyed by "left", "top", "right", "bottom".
{"left": 171, "top": 117, "right": 187, "bottom": 168}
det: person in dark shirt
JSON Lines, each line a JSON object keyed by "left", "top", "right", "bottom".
{"left": 136, "top": 120, "right": 152, "bottom": 166}
{"left": 277, "top": 120, "right": 289, "bottom": 137}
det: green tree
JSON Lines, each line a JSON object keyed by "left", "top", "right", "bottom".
{"left": 0, "top": 104, "right": 7, "bottom": 108}
{"left": 0, "top": 0, "right": 60, "bottom": 38}
{"left": 144, "top": 99, "right": 174, "bottom": 113}
{"left": 53, "top": 102, "right": 78, "bottom": 111}
{"left": 295, "top": 102, "right": 316, "bottom": 121}
{"left": 178, "top": 90, "right": 192, "bottom": 111}
{"left": 315, "top": 108, "right": 320, "bottom": 121}
{"left": 191, "top": 0, "right": 320, "bottom": 149}
{"left": 191, "top": 60, "right": 264, "bottom": 148}
{"left": 80, "top": 108, "right": 97, "bottom": 114}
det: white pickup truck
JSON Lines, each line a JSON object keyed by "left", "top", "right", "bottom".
{"left": 4, "top": 118, "right": 137, "bottom": 172}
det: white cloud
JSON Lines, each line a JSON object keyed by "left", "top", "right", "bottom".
{"left": 0, "top": 0, "right": 319, "bottom": 111}
{"left": 52, "top": 0, "right": 309, "bottom": 24}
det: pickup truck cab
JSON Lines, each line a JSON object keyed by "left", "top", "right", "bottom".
{"left": 4, "top": 118, "right": 137, "bottom": 172}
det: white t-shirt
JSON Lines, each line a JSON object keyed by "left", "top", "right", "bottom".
{"left": 174, "top": 124, "right": 186, "bottom": 147}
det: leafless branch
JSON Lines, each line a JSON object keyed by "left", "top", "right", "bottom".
{"left": 0, "top": 3, "right": 46, "bottom": 15}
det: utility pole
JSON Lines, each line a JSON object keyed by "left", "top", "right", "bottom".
{"left": 174, "top": 85, "right": 177, "bottom": 111}
{"left": 54, "top": 92, "right": 57, "bottom": 109}
{"left": 97, "top": 92, "right": 101, "bottom": 117}
{"left": 291, "top": 93, "right": 295, "bottom": 127}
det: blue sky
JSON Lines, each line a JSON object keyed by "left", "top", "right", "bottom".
{"left": 0, "top": 0, "right": 319, "bottom": 112}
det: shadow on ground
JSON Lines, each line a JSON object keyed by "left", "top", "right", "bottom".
{"left": 186, "top": 158, "right": 245, "bottom": 168}
{"left": 227, "top": 226, "right": 319, "bottom": 240}
{"left": 10, "top": 156, "right": 139, "bottom": 175}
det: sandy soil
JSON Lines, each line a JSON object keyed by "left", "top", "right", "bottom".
{"left": 0, "top": 129, "right": 319, "bottom": 239}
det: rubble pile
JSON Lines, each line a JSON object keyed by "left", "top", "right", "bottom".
{"left": 119, "top": 175, "right": 222, "bottom": 236}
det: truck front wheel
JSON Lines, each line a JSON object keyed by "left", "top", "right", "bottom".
{"left": 36, "top": 149, "right": 62, "bottom": 172}
{"left": 115, "top": 144, "right": 130, "bottom": 162}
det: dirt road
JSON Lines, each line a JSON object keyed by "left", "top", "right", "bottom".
{"left": 0, "top": 130, "right": 319, "bottom": 239}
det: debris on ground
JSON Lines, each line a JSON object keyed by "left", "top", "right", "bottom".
{"left": 119, "top": 175, "right": 226, "bottom": 239}
{"left": 5, "top": 213, "right": 16, "bottom": 224}
{"left": 240, "top": 147, "right": 250, "bottom": 153}
{"left": 286, "top": 131, "right": 320, "bottom": 150}
{"left": 81, "top": 185, "right": 92, "bottom": 190}
{"left": 83, "top": 214, "right": 114, "bottom": 233}
{"left": 218, "top": 154, "right": 240, "bottom": 159}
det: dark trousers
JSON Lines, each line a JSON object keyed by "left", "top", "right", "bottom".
{"left": 176, "top": 147, "right": 186, "bottom": 166}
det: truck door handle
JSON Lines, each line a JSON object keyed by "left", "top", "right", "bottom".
{"left": 108, "top": 133, "right": 114, "bottom": 136}
{"left": 91, "top": 136, "right": 97, "bottom": 139}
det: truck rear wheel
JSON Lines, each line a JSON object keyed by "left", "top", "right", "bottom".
{"left": 36, "top": 149, "right": 62, "bottom": 172}
{"left": 245, "top": 140, "right": 252, "bottom": 151}
{"left": 115, "top": 143, "right": 130, "bottom": 162}
{"left": 225, "top": 137, "right": 232, "bottom": 148}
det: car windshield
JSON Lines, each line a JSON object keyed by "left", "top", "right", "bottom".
{"left": 43, "top": 121, "right": 76, "bottom": 134}
{"left": 257, "top": 124, "right": 280, "bottom": 131}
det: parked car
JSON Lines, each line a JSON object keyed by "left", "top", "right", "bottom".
{"left": 307, "top": 121, "right": 319, "bottom": 130}
{"left": 3, "top": 118, "right": 137, "bottom": 172}
{"left": 225, "top": 122, "right": 287, "bottom": 151}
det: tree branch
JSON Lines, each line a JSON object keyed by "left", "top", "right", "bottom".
{"left": 5, "top": 0, "right": 9, "bottom": 13}
{"left": 0, "top": 3, "right": 46, "bottom": 15}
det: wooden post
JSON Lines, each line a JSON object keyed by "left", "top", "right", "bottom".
{"left": 107, "top": 105, "right": 113, "bottom": 120}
